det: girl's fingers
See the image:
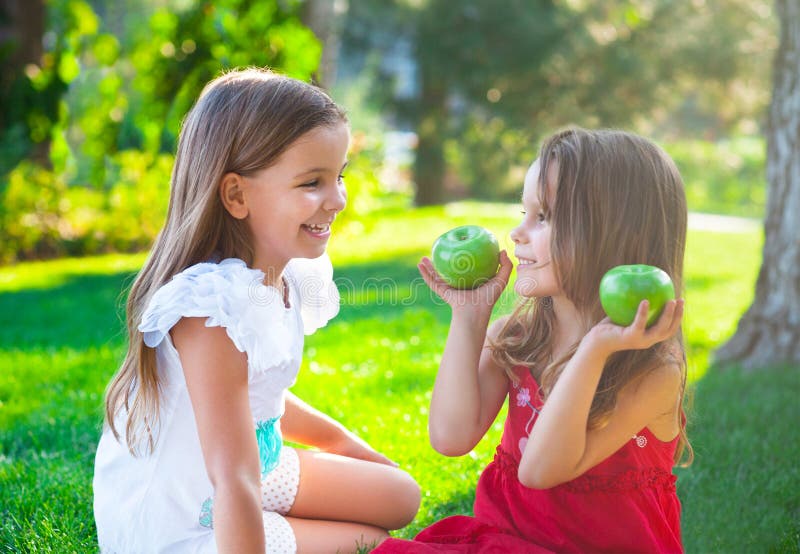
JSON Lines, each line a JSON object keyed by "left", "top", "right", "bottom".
{"left": 417, "top": 262, "right": 430, "bottom": 282}
{"left": 650, "top": 301, "right": 676, "bottom": 340}
{"left": 667, "top": 299, "right": 685, "bottom": 334}
{"left": 363, "top": 449, "right": 398, "bottom": 467}
{"left": 495, "top": 250, "right": 513, "bottom": 282}
{"left": 647, "top": 299, "right": 684, "bottom": 341}
{"left": 418, "top": 263, "right": 440, "bottom": 292}
{"left": 632, "top": 300, "right": 649, "bottom": 332}
{"left": 418, "top": 259, "right": 450, "bottom": 297}
{"left": 499, "top": 250, "right": 513, "bottom": 269}
{"left": 418, "top": 257, "right": 433, "bottom": 277}
{"left": 418, "top": 257, "right": 437, "bottom": 281}
{"left": 419, "top": 254, "right": 510, "bottom": 307}
{"left": 421, "top": 269, "right": 442, "bottom": 294}
{"left": 598, "top": 299, "right": 685, "bottom": 353}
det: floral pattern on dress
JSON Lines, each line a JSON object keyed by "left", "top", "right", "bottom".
{"left": 257, "top": 417, "right": 282, "bottom": 475}
{"left": 515, "top": 387, "right": 541, "bottom": 455}
{"left": 199, "top": 496, "right": 213, "bottom": 529}
{"left": 197, "top": 418, "right": 282, "bottom": 530}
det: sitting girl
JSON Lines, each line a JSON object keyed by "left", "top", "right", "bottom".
{"left": 376, "top": 128, "right": 689, "bottom": 553}
{"left": 93, "top": 68, "right": 420, "bottom": 553}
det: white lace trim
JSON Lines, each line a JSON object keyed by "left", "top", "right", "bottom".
{"left": 284, "top": 254, "right": 340, "bottom": 335}
{"left": 138, "top": 255, "right": 338, "bottom": 376}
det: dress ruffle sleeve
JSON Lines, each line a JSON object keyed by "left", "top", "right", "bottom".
{"left": 138, "top": 258, "right": 296, "bottom": 377}
{"left": 284, "top": 253, "right": 340, "bottom": 335}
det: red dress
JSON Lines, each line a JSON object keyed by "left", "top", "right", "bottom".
{"left": 375, "top": 367, "right": 682, "bottom": 553}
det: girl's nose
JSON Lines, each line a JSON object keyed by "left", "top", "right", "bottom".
{"left": 509, "top": 225, "right": 523, "bottom": 244}
{"left": 326, "top": 181, "right": 347, "bottom": 212}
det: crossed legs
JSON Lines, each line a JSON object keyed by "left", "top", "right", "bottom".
{"left": 285, "top": 449, "right": 421, "bottom": 553}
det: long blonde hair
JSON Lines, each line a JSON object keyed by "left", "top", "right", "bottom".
{"left": 105, "top": 68, "right": 347, "bottom": 454}
{"left": 491, "top": 128, "right": 692, "bottom": 465}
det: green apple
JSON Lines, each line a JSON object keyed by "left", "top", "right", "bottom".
{"left": 432, "top": 225, "right": 500, "bottom": 289}
{"left": 599, "top": 264, "right": 675, "bottom": 327}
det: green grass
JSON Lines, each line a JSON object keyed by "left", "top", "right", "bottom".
{"left": 1, "top": 203, "right": 797, "bottom": 553}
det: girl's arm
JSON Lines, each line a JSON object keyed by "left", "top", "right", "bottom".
{"left": 171, "top": 317, "right": 264, "bottom": 553}
{"left": 519, "top": 299, "right": 685, "bottom": 489}
{"left": 280, "top": 391, "right": 396, "bottom": 466}
{"left": 419, "top": 253, "right": 513, "bottom": 457}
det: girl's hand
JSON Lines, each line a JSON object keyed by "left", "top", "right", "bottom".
{"left": 418, "top": 250, "right": 513, "bottom": 315}
{"left": 585, "top": 298, "right": 685, "bottom": 358}
{"left": 323, "top": 430, "right": 399, "bottom": 467}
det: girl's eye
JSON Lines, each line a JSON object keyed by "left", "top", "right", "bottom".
{"left": 521, "top": 209, "right": 546, "bottom": 223}
{"left": 300, "top": 180, "right": 319, "bottom": 188}
{"left": 337, "top": 174, "right": 345, "bottom": 183}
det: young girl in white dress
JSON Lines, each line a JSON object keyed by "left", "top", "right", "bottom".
{"left": 93, "top": 68, "right": 420, "bottom": 553}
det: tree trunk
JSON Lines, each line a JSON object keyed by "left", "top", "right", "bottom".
{"left": 0, "top": 0, "right": 44, "bottom": 68}
{"left": 413, "top": 65, "right": 447, "bottom": 206}
{"left": 715, "top": 0, "right": 800, "bottom": 369}
{"left": 0, "top": 0, "right": 48, "bottom": 165}
{"left": 300, "top": 0, "right": 339, "bottom": 89}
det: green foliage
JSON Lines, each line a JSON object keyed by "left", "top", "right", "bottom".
{"left": 0, "top": 152, "right": 172, "bottom": 263}
{"left": 0, "top": 5, "right": 64, "bottom": 174}
{"left": 127, "top": 0, "right": 320, "bottom": 153}
{"left": 446, "top": 116, "right": 533, "bottom": 199}
{"left": 330, "top": 77, "right": 414, "bottom": 220}
{"left": 449, "top": 132, "right": 770, "bottom": 210}
{"left": 338, "top": 133, "right": 394, "bottom": 220}
{"left": 665, "top": 136, "right": 767, "bottom": 219}
{"left": 0, "top": 162, "right": 68, "bottom": 261}
{"left": 0, "top": 0, "right": 333, "bottom": 263}
{"left": 0, "top": 130, "right": 399, "bottom": 263}
{"left": 0, "top": 141, "right": 399, "bottom": 263}
{"left": 1, "top": 204, "right": 795, "bottom": 552}
{"left": 0, "top": 0, "right": 777, "bottom": 260}
{"left": 340, "top": 0, "right": 776, "bottom": 204}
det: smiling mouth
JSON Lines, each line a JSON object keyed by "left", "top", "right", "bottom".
{"left": 302, "top": 223, "right": 330, "bottom": 233}
{"left": 517, "top": 257, "right": 536, "bottom": 266}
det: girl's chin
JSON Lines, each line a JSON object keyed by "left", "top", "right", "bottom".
{"left": 301, "top": 246, "right": 327, "bottom": 260}
{"left": 514, "top": 276, "right": 541, "bottom": 297}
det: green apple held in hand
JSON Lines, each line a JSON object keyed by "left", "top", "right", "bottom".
{"left": 599, "top": 264, "right": 675, "bottom": 327}
{"left": 432, "top": 225, "right": 500, "bottom": 289}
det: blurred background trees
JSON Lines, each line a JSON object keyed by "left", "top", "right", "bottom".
{"left": 339, "top": 0, "right": 776, "bottom": 204}
{"left": 0, "top": 0, "right": 322, "bottom": 261}
{"left": 715, "top": 0, "right": 800, "bottom": 369}
{"left": 0, "top": 0, "right": 777, "bottom": 263}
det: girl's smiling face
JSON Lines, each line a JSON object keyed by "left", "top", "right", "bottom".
{"left": 234, "top": 122, "right": 349, "bottom": 276}
{"left": 509, "top": 158, "right": 560, "bottom": 298}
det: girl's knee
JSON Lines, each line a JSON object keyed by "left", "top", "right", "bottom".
{"left": 384, "top": 467, "right": 421, "bottom": 529}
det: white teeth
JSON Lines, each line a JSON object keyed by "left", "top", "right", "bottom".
{"left": 517, "top": 258, "right": 536, "bottom": 266}
{"left": 305, "top": 224, "right": 330, "bottom": 233}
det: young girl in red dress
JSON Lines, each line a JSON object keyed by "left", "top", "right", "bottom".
{"left": 375, "top": 128, "right": 691, "bottom": 553}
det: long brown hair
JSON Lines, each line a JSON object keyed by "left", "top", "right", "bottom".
{"left": 491, "top": 128, "right": 692, "bottom": 465}
{"left": 105, "top": 68, "right": 347, "bottom": 454}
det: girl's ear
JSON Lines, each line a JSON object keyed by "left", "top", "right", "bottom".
{"left": 219, "top": 172, "right": 249, "bottom": 219}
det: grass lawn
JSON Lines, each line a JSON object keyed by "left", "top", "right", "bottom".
{"left": 1, "top": 202, "right": 797, "bottom": 553}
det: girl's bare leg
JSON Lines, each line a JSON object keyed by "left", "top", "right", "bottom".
{"left": 286, "top": 449, "right": 420, "bottom": 550}
{"left": 286, "top": 517, "right": 388, "bottom": 553}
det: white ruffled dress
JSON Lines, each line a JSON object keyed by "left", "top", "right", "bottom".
{"left": 93, "top": 255, "right": 339, "bottom": 553}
